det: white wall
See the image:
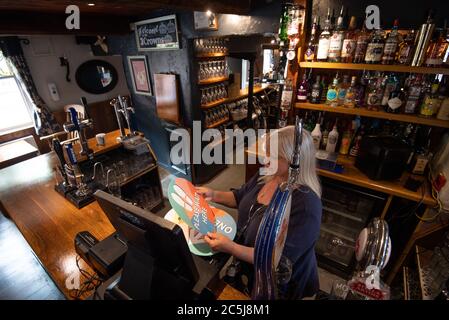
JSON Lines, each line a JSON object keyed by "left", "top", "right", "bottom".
{"left": 21, "top": 35, "right": 129, "bottom": 111}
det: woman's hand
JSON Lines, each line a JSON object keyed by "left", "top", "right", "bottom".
{"left": 204, "top": 232, "right": 235, "bottom": 254}
{"left": 195, "top": 186, "right": 214, "bottom": 201}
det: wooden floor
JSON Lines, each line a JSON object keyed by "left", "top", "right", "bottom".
{"left": 0, "top": 212, "right": 64, "bottom": 300}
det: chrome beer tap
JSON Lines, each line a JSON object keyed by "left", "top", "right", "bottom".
{"left": 63, "top": 98, "right": 93, "bottom": 157}
{"left": 110, "top": 95, "right": 136, "bottom": 142}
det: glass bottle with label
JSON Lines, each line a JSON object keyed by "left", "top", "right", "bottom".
{"left": 328, "top": 6, "right": 345, "bottom": 62}
{"left": 344, "top": 76, "right": 358, "bottom": 108}
{"left": 337, "top": 75, "right": 350, "bottom": 106}
{"left": 365, "top": 29, "right": 385, "bottom": 64}
{"left": 420, "top": 81, "right": 442, "bottom": 117}
{"left": 317, "top": 8, "right": 332, "bottom": 61}
{"left": 366, "top": 76, "right": 383, "bottom": 111}
{"left": 311, "top": 121, "right": 322, "bottom": 150}
{"left": 278, "top": 5, "right": 290, "bottom": 42}
{"left": 425, "top": 27, "right": 449, "bottom": 67}
{"left": 353, "top": 21, "right": 370, "bottom": 63}
{"left": 356, "top": 70, "right": 370, "bottom": 106}
{"left": 326, "top": 76, "right": 339, "bottom": 107}
{"left": 310, "top": 75, "right": 322, "bottom": 104}
{"left": 339, "top": 126, "right": 352, "bottom": 155}
{"left": 296, "top": 73, "right": 308, "bottom": 102}
{"left": 321, "top": 121, "right": 329, "bottom": 150}
{"left": 326, "top": 121, "right": 339, "bottom": 153}
{"left": 397, "top": 30, "right": 416, "bottom": 65}
{"left": 341, "top": 16, "right": 358, "bottom": 63}
{"left": 304, "top": 16, "right": 318, "bottom": 62}
{"left": 404, "top": 76, "right": 422, "bottom": 114}
{"left": 320, "top": 76, "right": 328, "bottom": 102}
{"left": 381, "top": 19, "right": 400, "bottom": 64}
{"left": 386, "top": 87, "right": 405, "bottom": 113}
{"left": 381, "top": 74, "right": 399, "bottom": 107}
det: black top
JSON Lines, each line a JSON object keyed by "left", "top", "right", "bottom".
{"left": 232, "top": 174, "right": 322, "bottom": 299}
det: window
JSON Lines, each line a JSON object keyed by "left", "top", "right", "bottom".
{"left": 0, "top": 51, "right": 34, "bottom": 135}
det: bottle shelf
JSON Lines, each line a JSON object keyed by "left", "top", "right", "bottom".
{"left": 198, "top": 76, "right": 229, "bottom": 85}
{"left": 205, "top": 118, "right": 230, "bottom": 129}
{"left": 196, "top": 52, "right": 227, "bottom": 58}
{"left": 201, "top": 98, "right": 228, "bottom": 109}
{"left": 299, "top": 61, "right": 449, "bottom": 76}
{"left": 295, "top": 102, "right": 449, "bottom": 128}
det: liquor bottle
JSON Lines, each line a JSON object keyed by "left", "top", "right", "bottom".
{"left": 381, "top": 19, "right": 400, "bottom": 64}
{"left": 420, "top": 80, "right": 442, "bottom": 117}
{"left": 341, "top": 16, "right": 358, "bottom": 63}
{"left": 280, "top": 79, "right": 294, "bottom": 110}
{"left": 326, "top": 121, "right": 339, "bottom": 153}
{"left": 296, "top": 73, "right": 308, "bottom": 102}
{"left": 317, "top": 8, "right": 332, "bottom": 61}
{"left": 366, "top": 76, "right": 383, "bottom": 111}
{"left": 326, "top": 76, "right": 339, "bottom": 107}
{"left": 365, "top": 29, "right": 385, "bottom": 64}
{"left": 344, "top": 76, "right": 358, "bottom": 108}
{"left": 356, "top": 70, "right": 370, "bottom": 106}
{"left": 349, "top": 135, "right": 362, "bottom": 157}
{"left": 404, "top": 75, "right": 423, "bottom": 114}
{"left": 279, "top": 4, "right": 290, "bottom": 42}
{"left": 320, "top": 76, "right": 328, "bottom": 102}
{"left": 321, "top": 121, "right": 329, "bottom": 150}
{"left": 304, "top": 16, "right": 319, "bottom": 62}
{"left": 425, "top": 27, "right": 449, "bottom": 67}
{"left": 339, "top": 126, "right": 351, "bottom": 155}
{"left": 381, "top": 74, "right": 399, "bottom": 106}
{"left": 337, "top": 75, "right": 350, "bottom": 106}
{"left": 386, "top": 86, "right": 405, "bottom": 113}
{"left": 310, "top": 75, "right": 322, "bottom": 104}
{"left": 328, "top": 6, "right": 345, "bottom": 62}
{"left": 353, "top": 20, "right": 370, "bottom": 63}
{"left": 397, "top": 30, "right": 416, "bottom": 65}
{"left": 311, "top": 121, "right": 322, "bottom": 150}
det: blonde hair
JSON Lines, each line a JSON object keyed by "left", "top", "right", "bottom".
{"left": 261, "top": 126, "right": 321, "bottom": 198}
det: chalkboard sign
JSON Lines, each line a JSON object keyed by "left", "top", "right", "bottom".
{"left": 134, "top": 15, "right": 180, "bottom": 51}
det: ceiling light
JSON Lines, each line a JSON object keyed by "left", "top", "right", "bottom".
{"left": 206, "top": 10, "right": 212, "bottom": 16}
{"left": 87, "top": 3, "right": 95, "bottom": 6}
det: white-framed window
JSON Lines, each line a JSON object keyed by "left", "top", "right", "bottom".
{"left": 0, "top": 51, "right": 34, "bottom": 135}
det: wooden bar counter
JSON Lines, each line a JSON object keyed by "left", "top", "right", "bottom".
{"left": 0, "top": 130, "right": 247, "bottom": 300}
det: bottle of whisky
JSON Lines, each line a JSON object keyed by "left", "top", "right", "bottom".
{"left": 341, "top": 16, "right": 358, "bottom": 63}
{"left": 344, "top": 76, "right": 358, "bottom": 108}
{"left": 382, "top": 19, "right": 400, "bottom": 64}
{"left": 397, "top": 30, "right": 416, "bottom": 65}
{"left": 304, "top": 16, "right": 319, "bottom": 62}
{"left": 317, "top": 8, "right": 332, "bottom": 61}
{"left": 353, "top": 20, "right": 370, "bottom": 63}
{"left": 328, "top": 6, "right": 345, "bottom": 62}
{"left": 425, "top": 27, "right": 449, "bottom": 67}
{"left": 365, "top": 29, "right": 385, "bottom": 64}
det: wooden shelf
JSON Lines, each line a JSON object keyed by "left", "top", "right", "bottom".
{"left": 205, "top": 118, "right": 229, "bottom": 129}
{"left": 198, "top": 76, "right": 228, "bottom": 85}
{"left": 196, "top": 53, "right": 227, "bottom": 58}
{"left": 299, "top": 61, "right": 449, "bottom": 75}
{"left": 295, "top": 102, "right": 449, "bottom": 128}
{"left": 200, "top": 84, "right": 272, "bottom": 110}
{"left": 201, "top": 98, "right": 227, "bottom": 109}
{"left": 246, "top": 146, "right": 436, "bottom": 205}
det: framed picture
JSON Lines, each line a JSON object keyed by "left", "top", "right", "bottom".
{"left": 134, "top": 14, "right": 180, "bottom": 51}
{"left": 193, "top": 11, "right": 218, "bottom": 30}
{"left": 127, "top": 56, "right": 152, "bottom": 96}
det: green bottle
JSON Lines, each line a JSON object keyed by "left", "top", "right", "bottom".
{"left": 279, "top": 5, "right": 290, "bottom": 42}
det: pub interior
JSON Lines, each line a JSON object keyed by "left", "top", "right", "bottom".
{"left": 0, "top": 0, "right": 448, "bottom": 302}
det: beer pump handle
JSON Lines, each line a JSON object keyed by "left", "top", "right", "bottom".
{"left": 80, "top": 97, "right": 91, "bottom": 119}
{"left": 68, "top": 107, "right": 81, "bottom": 132}
{"left": 52, "top": 138, "right": 67, "bottom": 168}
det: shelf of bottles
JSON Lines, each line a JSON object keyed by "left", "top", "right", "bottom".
{"left": 299, "top": 61, "right": 449, "bottom": 76}
{"left": 296, "top": 103, "right": 449, "bottom": 128}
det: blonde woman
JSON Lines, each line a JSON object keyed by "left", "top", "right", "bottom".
{"left": 196, "top": 126, "right": 322, "bottom": 299}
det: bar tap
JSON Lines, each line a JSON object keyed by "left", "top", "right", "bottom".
{"left": 63, "top": 103, "right": 93, "bottom": 157}
{"left": 110, "top": 95, "right": 136, "bottom": 142}
{"left": 64, "top": 142, "right": 90, "bottom": 198}
{"left": 253, "top": 116, "right": 303, "bottom": 300}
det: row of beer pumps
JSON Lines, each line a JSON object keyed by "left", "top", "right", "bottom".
{"left": 40, "top": 95, "right": 140, "bottom": 208}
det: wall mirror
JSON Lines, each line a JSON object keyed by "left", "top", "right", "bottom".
{"left": 75, "top": 59, "right": 118, "bottom": 94}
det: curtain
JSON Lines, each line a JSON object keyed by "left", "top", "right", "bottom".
{"left": 0, "top": 36, "right": 61, "bottom": 136}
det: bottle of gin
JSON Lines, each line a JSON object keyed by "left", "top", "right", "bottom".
{"left": 337, "top": 75, "right": 350, "bottom": 106}
{"left": 326, "top": 76, "right": 339, "bottom": 107}
{"left": 310, "top": 75, "right": 322, "bottom": 104}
